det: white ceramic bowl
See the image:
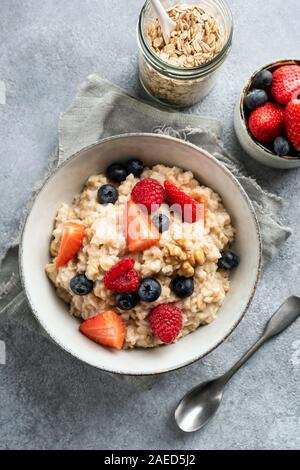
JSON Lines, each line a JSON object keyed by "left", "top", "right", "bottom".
{"left": 20, "top": 134, "right": 261, "bottom": 375}
{"left": 234, "top": 59, "right": 300, "bottom": 169}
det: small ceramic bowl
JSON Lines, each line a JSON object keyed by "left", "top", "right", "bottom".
{"left": 20, "top": 134, "right": 261, "bottom": 375}
{"left": 234, "top": 59, "right": 300, "bottom": 169}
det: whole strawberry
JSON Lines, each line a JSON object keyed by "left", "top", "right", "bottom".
{"left": 149, "top": 303, "right": 182, "bottom": 344}
{"left": 271, "top": 65, "right": 300, "bottom": 105}
{"left": 284, "top": 91, "right": 300, "bottom": 151}
{"left": 248, "top": 102, "right": 284, "bottom": 145}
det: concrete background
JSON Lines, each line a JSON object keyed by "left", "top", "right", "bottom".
{"left": 0, "top": 0, "right": 300, "bottom": 450}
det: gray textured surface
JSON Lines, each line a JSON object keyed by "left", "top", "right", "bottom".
{"left": 0, "top": 0, "right": 300, "bottom": 450}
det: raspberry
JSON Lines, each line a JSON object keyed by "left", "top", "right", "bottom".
{"left": 164, "top": 180, "right": 204, "bottom": 223}
{"left": 104, "top": 258, "right": 140, "bottom": 293}
{"left": 109, "top": 269, "right": 140, "bottom": 293}
{"left": 131, "top": 178, "right": 164, "bottom": 212}
{"left": 149, "top": 303, "right": 183, "bottom": 344}
{"left": 104, "top": 258, "right": 134, "bottom": 283}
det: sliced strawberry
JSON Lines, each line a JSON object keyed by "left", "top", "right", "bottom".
{"left": 55, "top": 222, "right": 85, "bottom": 268}
{"left": 125, "top": 200, "right": 160, "bottom": 252}
{"left": 164, "top": 180, "right": 205, "bottom": 223}
{"left": 79, "top": 310, "right": 125, "bottom": 350}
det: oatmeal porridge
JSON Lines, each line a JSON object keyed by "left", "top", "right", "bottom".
{"left": 45, "top": 159, "right": 238, "bottom": 350}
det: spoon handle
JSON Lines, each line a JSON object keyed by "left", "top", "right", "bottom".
{"left": 150, "top": 0, "right": 168, "bottom": 20}
{"left": 149, "top": 0, "right": 175, "bottom": 44}
{"left": 221, "top": 296, "right": 300, "bottom": 385}
{"left": 263, "top": 295, "right": 300, "bottom": 339}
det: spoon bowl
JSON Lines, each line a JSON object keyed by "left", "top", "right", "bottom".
{"left": 175, "top": 296, "right": 300, "bottom": 432}
{"left": 175, "top": 379, "right": 223, "bottom": 432}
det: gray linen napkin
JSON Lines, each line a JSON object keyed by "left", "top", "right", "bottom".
{"left": 0, "top": 75, "right": 291, "bottom": 336}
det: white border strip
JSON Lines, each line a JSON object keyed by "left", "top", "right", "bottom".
{"left": 0, "top": 80, "right": 6, "bottom": 105}
{"left": 0, "top": 340, "right": 6, "bottom": 364}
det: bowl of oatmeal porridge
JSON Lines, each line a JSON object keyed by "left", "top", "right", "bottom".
{"left": 20, "top": 134, "right": 261, "bottom": 375}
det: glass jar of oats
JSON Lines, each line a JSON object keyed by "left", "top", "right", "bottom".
{"left": 137, "top": 0, "right": 233, "bottom": 107}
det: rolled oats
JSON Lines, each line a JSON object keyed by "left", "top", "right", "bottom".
{"left": 46, "top": 164, "right": 235, "bottom": 349}
{"left": 146, "top": 5, "right": 222, "bottom": 69}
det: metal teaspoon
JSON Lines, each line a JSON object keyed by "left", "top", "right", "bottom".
{"left": 175, "top": 296, "right": 300, "bottom": 432}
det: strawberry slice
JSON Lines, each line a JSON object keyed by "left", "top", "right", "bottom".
{"left": 164, "top": 180, "right": 205, "bottom": 223}
{"left": 79, "top": 310, "right": 125, "bottom": 350}
{"left": 125, "top": 200, "right": 160, "bottom": 252}
{"left": 55, "top": 222, "right": 85, "bottom": 268}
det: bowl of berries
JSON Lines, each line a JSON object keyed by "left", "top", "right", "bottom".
{"left": 234, "top": 59, "right": 300, "bottom": 169}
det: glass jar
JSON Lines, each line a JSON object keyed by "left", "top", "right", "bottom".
{"left": 137, "top": 0, "right": 233, "bottom": 107}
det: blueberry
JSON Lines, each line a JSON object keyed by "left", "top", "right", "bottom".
{"left": 170, "top": 276, "right": 194, "bottom": 298}
{"left": 70, "top": 274, "right": 94, "bottom": 296}
{"left": 138, "top": 278, "right": 161, "bottom": 302}
{"left": 273, "top": 137, "right": 290, "bottom": 157}
{"left": 106, "top": 163, "right": 128, "bottom": 183}
{"left": 125, "top": 158, "right": 144, "bottom": 177}
{"left": 116, "top": 292, "right": 139, "bottom": 310}
{"left": 244, "top": 89, "right": 268, "bottom": 110}
{"left": 218, "top": 250, "right": 240, "bottom": 270}
{"left": 97, "top": 184, "right": 118, "bottom": 204}
{"left": 252, "top": 70, "right": 273, "bottom": 89}
{"left": 152, "top": 214, "right": 170, "bottom": 233}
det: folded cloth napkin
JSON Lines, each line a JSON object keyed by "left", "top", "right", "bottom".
{"left": 0, "top": 76, "right": 291, "bottom": 336}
